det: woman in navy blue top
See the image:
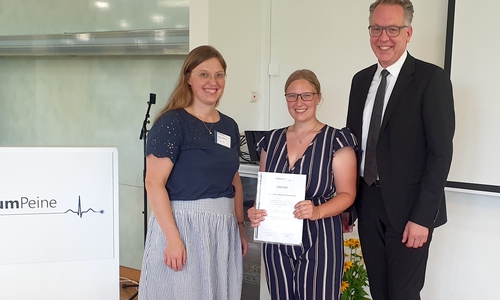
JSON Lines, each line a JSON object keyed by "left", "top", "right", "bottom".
{"left": 248, "top": 69, "right": 358, "bottom": 300}
{"left": 139, "top": 45, "right": 248, "bottom": 300}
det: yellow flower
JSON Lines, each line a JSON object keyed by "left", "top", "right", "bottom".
{"left": 342, "top": 238, "right": 370, "bottom": 299}
{"left": 344, "top": 260, "right": 353, "bottom": 272}
{"left": 341, "top": 280, "right": 349, "bottom": 292}
{"left": 344, "top": 238, "right": 361, "bottom": 249}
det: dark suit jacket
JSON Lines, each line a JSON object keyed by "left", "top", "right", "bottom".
{"left": 346, "top": 53, "right": 455, "bottom": 232}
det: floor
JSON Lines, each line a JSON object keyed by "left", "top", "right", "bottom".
{"left": 241, "top": 209, "right": 262, "bottom": 300}
{"left": 120, "top": 282, "right": 139, "bottom": 300}
{"left": 120, "top": 267, "right": 140, "bottom": 300}
{"left": 119, "top": 207, "right": 262, "bottom": 300}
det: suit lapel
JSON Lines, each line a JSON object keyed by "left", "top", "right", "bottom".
{"left": 380, "top": 54, "right": 416, "bottom": 133}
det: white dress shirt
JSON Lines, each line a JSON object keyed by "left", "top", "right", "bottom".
{"left": 360, "top": 51, "right": 408, "bottom": 177}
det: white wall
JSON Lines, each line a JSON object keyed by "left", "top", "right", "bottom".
{"left": 191, "top": 0, "right": 269, "bottom": 131}
{"left": 423, "top": 190, "right": 500, "bottom": 299}
{"left": 192, "top": 0, "right": 500, "bottom": 299}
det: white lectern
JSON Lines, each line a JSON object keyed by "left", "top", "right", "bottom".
{"left": 0, "top": 147, "right": 119, "bottom": 299}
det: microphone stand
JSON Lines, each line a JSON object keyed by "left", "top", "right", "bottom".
{"left": 122, "top": 93, "right": 156, "bottom": 300}
{"left": 139, "top": 93, "right": 156, "bottom": 244}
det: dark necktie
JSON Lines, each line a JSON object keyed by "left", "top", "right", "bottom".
{"left": 364, "top": 69, "right": 389, "bottom": 186}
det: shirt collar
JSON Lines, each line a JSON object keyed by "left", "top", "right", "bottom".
{"left": 376, "top": 51, "right": 407, "bottom": 78}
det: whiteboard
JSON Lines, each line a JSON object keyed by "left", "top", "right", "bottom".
{"left": 446, "top": 0, "right": 500, "bottom": 189}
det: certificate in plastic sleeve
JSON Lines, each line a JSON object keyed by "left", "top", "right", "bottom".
{"left": 253, "top": 171, "right": 306, "bottom": 245}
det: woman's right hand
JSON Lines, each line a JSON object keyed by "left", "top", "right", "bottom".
{"left": 163, "top": 238, "right": 186, "bottom": 271}
{"left": 247, "top": 206, "right": 267, "bottom": 227}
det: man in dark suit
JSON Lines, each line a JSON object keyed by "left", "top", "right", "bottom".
{"left": 346, "top": 0, "right": 455, "bottom": 299}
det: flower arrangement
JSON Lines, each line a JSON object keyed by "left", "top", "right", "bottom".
{"left": 341, "top": 238, "right": 371, "bottom": 300}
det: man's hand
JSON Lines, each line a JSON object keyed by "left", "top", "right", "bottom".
{"left": 341, "top": 212, "right": 355, "bottom": 233}
{"left": 402, "top": 221, "right": 429, "bottom": 248}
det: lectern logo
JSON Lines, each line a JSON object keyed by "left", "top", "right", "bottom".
{"left": 0, "top": 195, "right": 104, "bottom": 218}
{"left": 0, "top": 196, "right": 57, "bottom": 210}
{"left": 64, "top": 196, "right": 104, "bottom": 218}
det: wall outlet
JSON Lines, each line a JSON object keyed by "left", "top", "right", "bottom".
{"left": 250, "top": 91, "right": 258, "bottom": 103}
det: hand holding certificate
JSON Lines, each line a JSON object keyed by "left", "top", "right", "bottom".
{"left": 253, "top": 172, "right": 306, "bottom": 245}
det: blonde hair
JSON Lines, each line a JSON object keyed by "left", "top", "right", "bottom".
{"left": 284, "top": 69, "right": 321, "bottom": 94}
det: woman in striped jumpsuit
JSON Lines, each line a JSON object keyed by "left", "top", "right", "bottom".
{"left": 248, "top": 69, "right": 358, "bottom": 300}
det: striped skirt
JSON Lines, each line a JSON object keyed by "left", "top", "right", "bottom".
{"left": 139, "top": 197, "right": 243, "bottom": 300}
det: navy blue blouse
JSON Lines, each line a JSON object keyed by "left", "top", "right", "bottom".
{"left": 146, "top": 108, "right": 240, "bottom": 200}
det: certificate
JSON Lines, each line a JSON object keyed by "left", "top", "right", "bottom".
{"left": 253, "top": 171, "right": 306, "bottom": 245}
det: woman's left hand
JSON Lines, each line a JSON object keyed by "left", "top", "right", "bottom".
{"left": 294, "top": 200, "right": 320, "bottom": 221}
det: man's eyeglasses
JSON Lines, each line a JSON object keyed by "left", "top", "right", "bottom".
{"left": 190, "top": 71, "right": 227, "bottom": 82}
{"left": 368, "top": 25, "right": 408, "bottom": 37}
{"left": 285, "top": 93, "right": 317, "bottom": 102}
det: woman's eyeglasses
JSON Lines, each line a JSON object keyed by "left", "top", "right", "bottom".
{"left": 285, "top": 93, "right": 317, "bottom": 102}
{"left": 190, "top": 71, "right": 226, "bottom": 82}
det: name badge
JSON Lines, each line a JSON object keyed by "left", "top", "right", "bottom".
{"left": 214, "top": 131, "right": 231, "bottom": 148}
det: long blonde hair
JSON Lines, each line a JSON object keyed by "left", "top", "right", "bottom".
{"left": 154, "top": 45, "right": 227, "bottom": 123}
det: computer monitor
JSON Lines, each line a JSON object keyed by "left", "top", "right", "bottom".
{"left": 244, "top": 130, "right": 267, "bottom": 163}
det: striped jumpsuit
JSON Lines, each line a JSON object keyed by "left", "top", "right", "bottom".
{"left": 258, "top": 125, "right": 357, "bottom": 300}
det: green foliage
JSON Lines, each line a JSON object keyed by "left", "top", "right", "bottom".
{"left": 341, "top": 238, "right": 371, "bottom": 300}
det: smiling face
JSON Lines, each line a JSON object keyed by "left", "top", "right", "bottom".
{"left": 370, "top": 4, "right": 412, "bottom": 68}
{"left": 286, "top": 79, "right": 321, "bottom": 123}
{"left": 187, "top": 57, "right": 226, "bottom": 106}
